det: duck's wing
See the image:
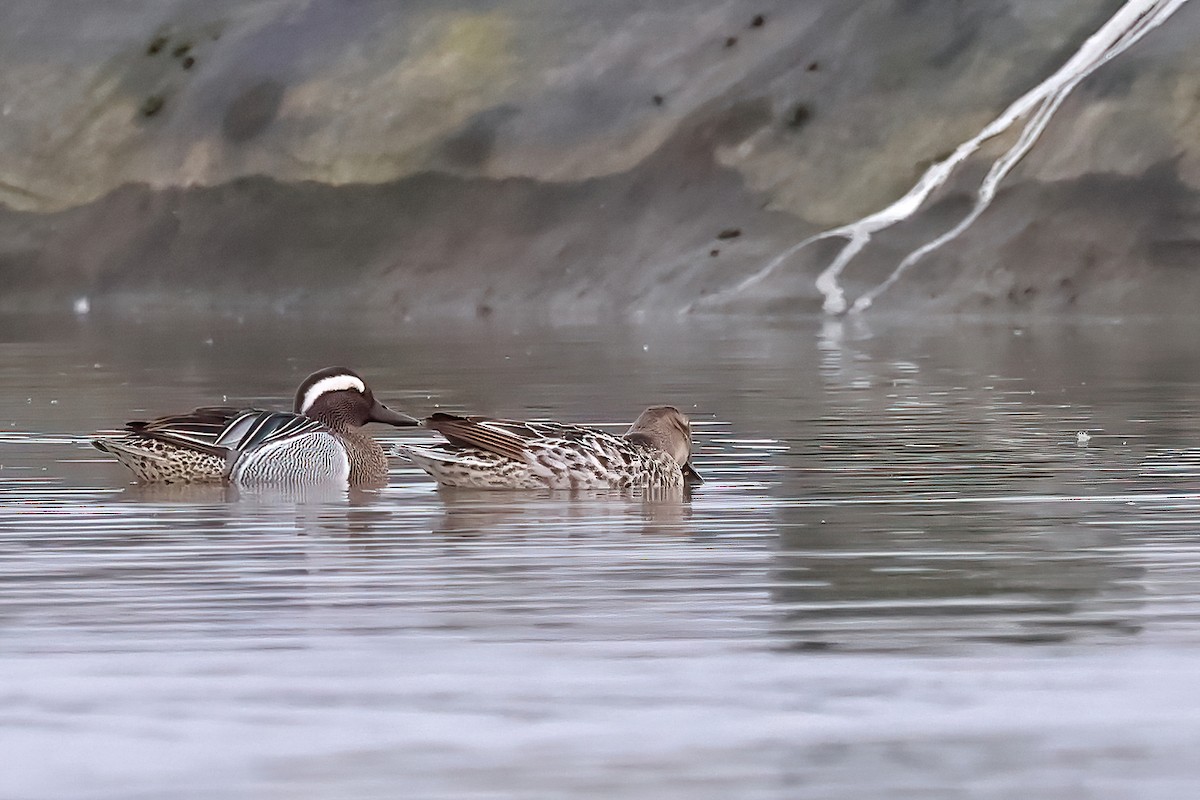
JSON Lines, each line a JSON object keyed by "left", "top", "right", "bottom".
{"left": 124, "top": 406, "right": 250, "bottom": 456}
{"left": 425, "top": 413, "right": 601, "bottom": 462}
{"left": 215, "top": 410, "right": 328, "bottom": 452}
{"left": 425, "top": 413, "right": 537, "bottom": 461}
{"left": 128, "top": 407, "right": 325, "bottom": 457}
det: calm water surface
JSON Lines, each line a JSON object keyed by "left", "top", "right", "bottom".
{"left": 4, "top": 310, "right": 1200, "bottom": 799}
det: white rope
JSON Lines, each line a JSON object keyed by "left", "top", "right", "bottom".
{"left": 704, "top": 0, "right": 1191, "bottom": 315}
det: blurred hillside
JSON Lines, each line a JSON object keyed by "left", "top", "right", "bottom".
{"left": 1, "top": 0, "right": 1197, "bottom": 319}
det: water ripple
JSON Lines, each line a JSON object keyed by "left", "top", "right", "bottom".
{"left": 7, "top": 315, "right": 1200, "bottom": 797}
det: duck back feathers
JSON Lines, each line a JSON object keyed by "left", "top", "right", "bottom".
{"left": 92, "top": 367, "right": 415, "bottom": 486}
{"left": 397, "top": 408, "right": 700, "bottom": 490}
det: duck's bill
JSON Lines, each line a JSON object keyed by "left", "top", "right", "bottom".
{"left": 369, "top": 402, "right": 420, "bottom": 427}
{"left": 683, "top": 463, "right": 704, "bottom": 485}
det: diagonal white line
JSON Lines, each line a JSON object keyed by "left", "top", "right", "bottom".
{"left": 696, "top": 0, "right": 1191, "bottom": 316}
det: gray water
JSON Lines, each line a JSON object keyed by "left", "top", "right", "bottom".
{"left": 4, "top": 310, "right": 1200, "bottom": 799}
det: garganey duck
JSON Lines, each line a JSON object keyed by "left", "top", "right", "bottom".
{"left": 396, "top": 406, "right": 702, "bottom": 490}
{"left": 92, "top": 366, "right": 417, "bottom": 486}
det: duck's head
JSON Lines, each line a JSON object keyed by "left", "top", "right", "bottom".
{"left": 625, "top": 405, "right": 703, "bottom": 484}
{"left": 294, "top": 366, "right": 419, "bottom": 430}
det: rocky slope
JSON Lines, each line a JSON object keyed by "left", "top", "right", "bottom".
{"left": 1, "top": 0, "right": 1196, "bottom": 319}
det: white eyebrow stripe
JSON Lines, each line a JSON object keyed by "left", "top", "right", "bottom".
{"left": 299, "top": 375, "right": 366, "bottom": 413}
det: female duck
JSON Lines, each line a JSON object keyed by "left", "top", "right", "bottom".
{"left": 92, "top": 366, "right": 417, "bottom": 486}
{"left": 396, "top": 406, "right": 702, "bottom": 490}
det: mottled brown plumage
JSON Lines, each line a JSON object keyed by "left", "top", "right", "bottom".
{"left": 93, "top": 367, "right": 416, "bottom": 486}
{"left": 396, "top": 406, "right": 702, "bottom": 490}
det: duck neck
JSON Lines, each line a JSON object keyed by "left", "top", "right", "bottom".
{"left": 338, "top": 426, "right": 388, "bottom": 486}
{"left": 310, "top": 407, "right": 354, "bottom": 435}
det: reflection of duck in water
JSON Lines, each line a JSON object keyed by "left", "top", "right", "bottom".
{"left": 429, "top": 486, "right": 695, "bottom": 538}
{"left": 92, "top": 367, "right": 417, "bottom": 487}
{"left": 396, "top": 406, "right": 703, "bottom": 490}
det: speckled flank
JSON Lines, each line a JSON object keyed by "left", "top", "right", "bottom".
{"left": 398, "top": 438, "right": 685, "bottom": 490}
{"left": 399, "top": 409, "right": 697, "bottom": 490}
{"left": 94, "top": 424, "right": 382, "bottom": 486}
{"left": 92, "top": 366, "right": 414, "bottom": 486}
{"left": 401, "top": 446, "right": 546, "bottom": 489}
{"left": 91, "top": 436, "right": 226, "bottom": 484}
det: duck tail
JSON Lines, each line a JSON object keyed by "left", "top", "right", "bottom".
{"left": 92, "top": 437, "right": 224, "bottom": 484}
{"left": 393, "top": 443, "right": 463, "bottom": 482}
{"left": 92, "top": 437, "right": 172, "bottom": 482}
{"left": 394, "top": 443, "right": 537, "bottom": 489}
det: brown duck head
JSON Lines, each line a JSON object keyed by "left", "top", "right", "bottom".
{"left": 625, "top": 405, "right": 703, "bottom": 484}
{"left": 293, "top": 366, "right": 418, "bottom": 431}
